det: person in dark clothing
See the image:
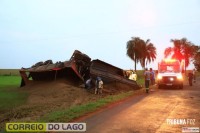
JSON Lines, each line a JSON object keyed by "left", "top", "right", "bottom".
{"left": 144, "top": 68, "right": 151, "bottom": 93}
{"left": 95, "top": 76, "right": 103, "bottom": 94}
{"left": 193, "top": 69, "right": 196, "bottom": 83}
{"left": 188, "top": 71, "right": 194, "bottom": 86}
{"left": 150, "top": 68, "right": 155, "bottom": 85}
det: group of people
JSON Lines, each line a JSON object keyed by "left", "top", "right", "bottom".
{"left": 85, "top": 76, "right": 103, "bottom": 95}
{"left": 85, "top": 68, "right": 155, "bottom": 95}
{"left": 85, "top": 68, "right": 197, "bottom": 95}
{"left": 144, "top": 68, "right": 197, "bottom": 92}
{"left": 144, "top": 68, "right": 156, "bottom": 93}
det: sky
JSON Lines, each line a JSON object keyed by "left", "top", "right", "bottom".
{"left": 0, "top": 0, "right": 200, "bottom": 70}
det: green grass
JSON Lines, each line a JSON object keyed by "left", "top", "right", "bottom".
{"left": 0, "top": 76, "right": 21, "bottom": 87}
{"left": 0, "top": 76, "right": 28, "bottom": 110}
{"left": 136, "top": 70, "right": 145, "bottom": 85}
{"left": 39, "top": 90, "right": 144, "bottom": 122}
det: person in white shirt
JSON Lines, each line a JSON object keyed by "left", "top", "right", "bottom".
{"left": 95, "top": 77, "right": 103, "bottom": 94}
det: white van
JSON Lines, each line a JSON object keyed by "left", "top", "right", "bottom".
{"left": 157, "top": 59, "right": 184, "bottom": 89}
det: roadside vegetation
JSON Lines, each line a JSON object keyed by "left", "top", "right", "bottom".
{"left": 0, "top": 75, "right": 28, "bottom": 111}
{"left": 135, "top": 70, "right": 145, "bottom": 86}
{"left": 39, "top": 88, "right": 145, "bottom": 122}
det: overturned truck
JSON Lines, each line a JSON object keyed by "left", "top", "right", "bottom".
{"left": 20, "top": 50, "right": 139, "bottom": 89}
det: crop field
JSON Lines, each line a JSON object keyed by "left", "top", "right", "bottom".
{"left": 0, "top": 69, "right": 20, "bottom": 76}
{"left": 0, "top": 75, "right": 28, "bottom": 111}
{"left": 0, "top": 69, "right": 26, "bottom": 111}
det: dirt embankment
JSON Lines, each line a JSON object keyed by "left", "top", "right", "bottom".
{"left": 0, "top": 79, "right": 135, "bottom": 129}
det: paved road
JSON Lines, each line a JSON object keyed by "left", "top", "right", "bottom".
{"left": 77, "top": 78, "right": 200, "bottom": 133}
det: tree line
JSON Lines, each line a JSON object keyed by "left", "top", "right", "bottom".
{"left": 126, "top": 37, "right": 200, "bottom": 71}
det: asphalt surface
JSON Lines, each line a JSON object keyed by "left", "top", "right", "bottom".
{"left": 77, "top": 77, "right": 200, "bottom": 133}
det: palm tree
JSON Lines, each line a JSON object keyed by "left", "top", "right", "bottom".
{"left": 164, "top": 38, "right": 195, "bottom": 71}
{"left": 126, "top": 37, "right": 157, "bottom": 70}
{"left": 140, "top": 39, "right": 157, "bottom": 69}
{"left": 193, "top": 46, "right": 200, "bottom": 71}
{"left": 126, "top": 37, "right": 145, "bottom": 71}
{"left": 164, "top": 41, "right": 184, "bottom": 60}
{"left": 194, "top": 54, "right": 200, "bottom": 71}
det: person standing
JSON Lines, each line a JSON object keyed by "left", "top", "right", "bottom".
{"left": 193, "top": 69, "right": 196, "bottom": 83}
{"left": 95, "top": 76, "right": 103, "bottom": 94}
{"left": 188, "top": 70, "right": 194, "bottom": 86}
{"left": 144, "top": 68, "right": 151, "bottom": 93}
{"left": 150, "top": 68, "right": 155, "bottom": 85}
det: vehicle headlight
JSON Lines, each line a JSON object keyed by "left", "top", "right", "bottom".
{"left": 157, "top": 74, "right": 162, "bottom": 80}
{"left": 169, "top": 77, "right": 174, "bottom": 81}
{"left": 177, "top": 75, "right": 183, "bottom": 80}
